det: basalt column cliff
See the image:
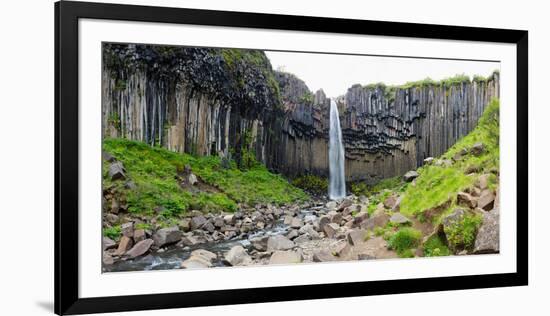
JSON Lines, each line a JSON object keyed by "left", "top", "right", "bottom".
{"left": 102, "top": 44, "right": 499, "bottom": 182}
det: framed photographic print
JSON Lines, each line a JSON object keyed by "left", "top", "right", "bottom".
{"left": 55, "top": 0, "right": 528, "bottom": 314}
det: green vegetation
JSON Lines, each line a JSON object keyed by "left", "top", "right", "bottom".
{"left": 299, "top": 91, "right": 314, "bottom": 104}
{"left": 387, "top": 227, "right": 422, "bottom": 258}
{"left": 351, "top": 176, "right": 404, "bottom": 197}
{"left": 291, "top": 174, "right": 328, "bottom": 196}
{"left": 103, "top": 225, "right": 121, "bottom": 240}
{"left": 103, "top": 138, "right": 307, "bottom": 218}
{"left": 423, "top": 234, "right": 451, "bottom": 257}
{"left": 135, "top": 223, "right": 152, "bottom": 231}
{"left": 444, "top": 213, "right": 483, "bottom": 251}
{"left": 399, "top": 98, "right": 500, "bottom": 221}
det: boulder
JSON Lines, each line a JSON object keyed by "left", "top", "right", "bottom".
{"left": 103, "top": 252, "right": 114, "bottom": 265}
{"left": 423, "top": 157, "right": 435, "bottom": 165}
{"left": 103, "top": 151, "right": 116, "bottom": 162}
{"left": 250, "top": 236, "right": 269, "bottom": 252}
{"left": 223, "top": 214, "right": 235, "bottom": 224}
{"left": 108, "top": 162, "right": 126, "bottom": 181}
{"left": 327, "top": 211, "right": 342, "bottom": 224}
{"left": 286, "top": 229, "right": 299, "bottom": 240}
{"left": 323, "top": 223, "right": 340, "bottom": 239}
{"left": 120, "top": 222, "right": 134, "bottom": 238}
{"left": 298, "top": 224, "right": 320, "bottom": 239}
{"left": 283, "top": 215, "right": 294, "bottom": 226}
{"left": 471, "top": 142, "right": 485, "bottom": 156}
{"left": 153, "top": 226, "right": 182, "bottom": 247}
{"left": 178, "top": 218, "right": 191, "bottom": 232}
{"left": 105, "top": 213, "right": 119, "bottom": 225}
{"left": 178, "top": 235, "right": 199, "bottom": 247}
{"left": 293, "top": 234, "right": 310, "bottom": 245}
{"left": 191, "top": 249, "right": 217, "bottom": 262}
{"left": 325, "top": 201, "right": 337, "bottom": 210}
{"left": 353, "top": 211, "right": 369, "bottom": 226}
{"left": 361, "top": 213, "right": 390, "bottom": 231}
{"left": 457, "top": 192, "right": 477, "bottom": 209}
{"left": 477, "top": 190, "right": 496, "bottom": 211}
{"left": 213, "top": 217, "right": 225, "bottom": 228}
{"left": 125, "top": 239, "right": 154, "bottom": 258}
{"left": 290, "top": 217, "right": 303, "bottom": 229}
{"left": 383, "top": 195, "right": 398, "bottom": 209}
{"left": 389, "top": 213, "right": 411, "bottom": 225}
{"left": 224, "top": 245, "right": 252, "bottom": 266}
{"left": 269, "top": 250, "right": 303, "bottom": 265}
{"left": 474, "top": 209, "right": 500, "bottom": 254}
{"left": 318, "top": 216, "right": 331, "bottom": 232}
{"left": 337, "top": 198, "right": 353, "bottom": 212}
{"left": 347, "top": 229, "right": 368, "bottom": 246}
{"left": 102, "top": 236, "right": 116, "bottom": 251}
{"left": 187, "top": 173, "right": 198, "bottom": 185}
{"left": 181, "top": 256, "right": 212, "bottom": 269}
{"left": 114, "top": 235, "right": 133, "bottom": 256}
{"left": 133, "top": 229, "right": 146, "bottom": 242}
{"left": 403, "top": 170, "right": 419, "bottom": 182}
{"left": 476, "top": 174, "right": 490, "bottom": 190}
{"left": 267, "top": 235, "right": 295, "bottom": 252}
{"left": 312, "top": 249, "right": 338, "bottom": 262}
{"left": 190, "top": 215, "right": 207, "bottom": 230}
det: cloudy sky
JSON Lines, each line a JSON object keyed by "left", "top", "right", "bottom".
{"left": 265, "top": 51, "right": 500, "bottom": 99}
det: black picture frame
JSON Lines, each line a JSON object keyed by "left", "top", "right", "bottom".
{"left": 55, "top": 1, "right": 528, "bottom": 315}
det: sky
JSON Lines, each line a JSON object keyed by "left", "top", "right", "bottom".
{"left": 265, "top": 51, "right": 500, "bottom": 99}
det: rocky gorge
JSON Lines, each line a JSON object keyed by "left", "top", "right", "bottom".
{"left": 101, "top": 44, "right": 501, "bottom": 271}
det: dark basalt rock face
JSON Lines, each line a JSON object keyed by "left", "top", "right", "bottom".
{"left": 102, "top": 44, "right": 499, "bottom": 182}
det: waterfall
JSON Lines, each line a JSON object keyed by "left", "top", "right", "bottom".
{"left": 328, "top": 99, "right": 346, "bottom": 200}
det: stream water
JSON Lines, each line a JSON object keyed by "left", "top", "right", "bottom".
{"left": 104, "top": 208, "right": 321, "bottom": 272}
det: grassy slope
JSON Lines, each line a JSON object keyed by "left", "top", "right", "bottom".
{"left": 399, "top": 98, "right": 499, "bottom": 221}
{"left": 103, "top": 138, "right": 307, "bottom": 219}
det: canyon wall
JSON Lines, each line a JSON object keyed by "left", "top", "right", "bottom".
{"left": 102, "top": 44, "right": 500, "bottom": 183}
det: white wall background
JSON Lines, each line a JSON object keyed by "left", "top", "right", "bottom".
{"left": 0, "top": 0, "right": 545, "bottom": 315}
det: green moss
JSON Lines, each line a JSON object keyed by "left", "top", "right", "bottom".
{"left": 423, "top": 235, "right": 451, "bottom": 257}
{"left": 103, "top": 138, "right": 308, "bottom": 218}
{"left": 291, "top": 174, "right": 328, "bottom": 196}
{"left": 444, "top": 213, "right": 482, "bottom": 251}
{"left": 103, "top": 225, "right": 121, "bottom": 240}
{"left": 387, "top": 227, "right": 422, "bottom": 257}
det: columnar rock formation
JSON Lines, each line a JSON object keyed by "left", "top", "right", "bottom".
{"left": 102, "top": 44, "right": 499, "bottom": 183}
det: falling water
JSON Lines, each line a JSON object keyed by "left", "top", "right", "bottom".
{"left": 328, "top": 99, "right": 346, "bottom": 200}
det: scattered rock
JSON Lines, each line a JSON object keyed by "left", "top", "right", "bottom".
{"left": 383, "top": 195, "right": 398, "bottom": 209}
{"left": 178, "top": 218, "right": 191, "bottom": 232}
{"left": 403, "top": 170, "right": 419, "bottom": 182}
{"left": 337, "top": 198, "right": 353, "bottom": 212}
{"left": 474, "top": 208, "right": 500, "bottom": 254}
{"left": 267, "top": 235, "right": 295, "bottom": 252}
{"left": 114, "top": 235, "right": 133, "bottom": 256}
{"left": 290, "top": 217, "right": 303, "bottom": 229}
{"left": 457, "top": 192, "right": 477, "bottom": 209}
{"left": 108, "top": 162, "right": 126, "bottom": 181}
{"left": 389, "top": 213, "right": 411, "bottom": 225}
{"left": 102, "top": 236, "right": 116, "bottom": 251}
{"left": 361, "top": 213, "right": 390, "bottom": 231}
{"left": 250, "top": 236, "right": 269, "bottom": 251}
{"left": 327, "top": 211, "right": 342, "bottom": 224}
{"left": 347, "top": 229, "right": 368, "bottom": 246}
{"left": 476, "top": 174, "right": 490, "bottom": 190}
{"left": 465, "top": 165, "right": 481, "bottom": 174}
{"left": 121, "top": 222, "right": 134, "bottom": 238}
{"left": 286, "top": 229, "right": 299, "bottom": 240}
{"left": 269, "top": 250, "right": 303, "bottom": 264}
{"left": 187, "top": 173, "right": 198, "bottom": 185}
{"left": 105, "top": 213, "right": 119, "bottom": 225}
{"left": 471, "top": 142, "right": 485, "bottom": 156}
{"left": 293, "top": 234, "right": 310, "bottom": 244}
{"left": 190, "top": 215, "right": 207, "bottom": 230}
{"left": 133, "top": 229, "right": 146, "bottom": 242}
{"left": 299, "top": 224, "right": 320, "bottom": 239}
{"left": 477, "top": 190, "right": 496, "bottom": 211}
{"left": 325, "top": 201, "right": 337, "bottom": 210}
{"left": 312, "top": 249, "right": 338, "bottom": 262}
{"left": 181, "top": 256, "right": 212, "bottom": 269}
{"left": 423, "top": 157, "right": 434, "bottom": 165}
{"left": 318, "top": 216, "right": 331, "bottom": 232}
{"left": 191, "top": 249, "right": 217, "bottom": 262}
{"left": 153, "top": 226, "right": 182, "bottom": 247}
{"left": 103, "top": 252, "right": 114, "bottom": 265}
{"left": 178, "top": 235, "right": 199, "bottom": 247}
{"left": 223, "top": 214, "right": 235, "bottom": 225}
{"left": 224, "top": 245, "right": 252, "bottom": 266}
{"left": 323, "top": 223, "right": 340, "bottom": 239}
{"left": 103, "top": 151, "right": 116, "bottom": 162}
{"left": 125, "top": 239, "right": 154, "bottom": 258}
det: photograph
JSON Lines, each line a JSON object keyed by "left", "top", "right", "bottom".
{"left": 101, "top": 42, "right": 500, "bottom": 272}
